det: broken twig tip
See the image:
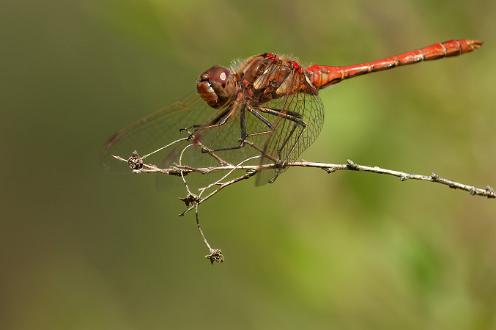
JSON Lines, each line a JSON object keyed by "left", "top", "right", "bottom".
{"left": 205, "top": 249, "right": 224, "bottom": 264}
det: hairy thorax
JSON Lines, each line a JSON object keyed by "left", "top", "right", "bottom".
{"left": 234, "top": 53, "right": 317, "bottom": 106}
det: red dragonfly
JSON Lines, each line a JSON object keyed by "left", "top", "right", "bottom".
{"left": 105, "top": 39, "right": 482, "bottom": 180}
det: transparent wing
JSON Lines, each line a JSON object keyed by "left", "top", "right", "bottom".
{"left": 260, "top": 92, "right": 324, "bottom": 163}
{"left": 102, "top": 92, "right": 269, "bottom": 176}
{"left": 103, "top": 63, "right": 324, "bottom": 186}
{"left": 102, "top": 94, "right": 225, "bottom": 172}
{"left": 254, "top": 82, "right": 325, "bottom": 184}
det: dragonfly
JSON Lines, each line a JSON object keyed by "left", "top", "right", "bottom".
{"left": 104, "top": 39, "right": 482, "bottom": 182}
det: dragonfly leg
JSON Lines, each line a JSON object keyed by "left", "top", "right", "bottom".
{"left": 199, "top": 106, "right": 251, "bottom": 153}
{"left": 179, "top": 106, "right": 239, "bottom": 165}
{"left": 256, "top": 106, "right": 307, "bottom": 159}
{"left": 180, "top": 106, "right": 234, "bottom": 135}
{"left": 252, "top": 105, "right": 309, "bottom": 183}
{"left": 256, "top": 107, "right": 306, "bottom": 127}
{"left": 247, "top": 107, "right": 274, "bottom": 129}
{"left": 243, "top": 106, "right": 274, "bottom": 139}
{"left": 197, "top": 106, "right": 276, "bottom": 159}
{"left": 240, "top": 105, "right": 248, "bottom": 141}
{"left": 268, "top": 124, "right": 305, "bottom": 184}
{"left": 180, "top": 105, "right": 250, "bottom": 161}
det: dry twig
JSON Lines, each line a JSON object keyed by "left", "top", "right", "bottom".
{"left": 111, "top": 142, "right": 494, "bottom": 263}
{"left": 114, "top": 154, "right": 495, "bottom": 200}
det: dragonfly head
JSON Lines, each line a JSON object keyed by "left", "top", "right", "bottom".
{"left": 197, "top": 66, "right": 237, "bottom": 108}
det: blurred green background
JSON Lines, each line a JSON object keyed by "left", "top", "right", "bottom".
{"left": 1, "top": 0, "right": 495, "bottom": 329}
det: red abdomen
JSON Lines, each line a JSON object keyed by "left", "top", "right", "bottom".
{"left": 306, "top": 39, "right": 483, "bottom": 89}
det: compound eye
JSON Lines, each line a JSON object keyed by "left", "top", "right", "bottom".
{"left": 209, "top": 66, "right": 230, "bottom": 87}
{"left": 197, "top": 65, "right": 234, "bottom": 109}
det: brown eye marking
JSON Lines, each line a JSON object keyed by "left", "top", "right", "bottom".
{"left": 207, "top": 66, "right": 230, "bottom": 85}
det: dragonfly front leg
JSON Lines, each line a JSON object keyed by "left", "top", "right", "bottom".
{"left": 180, "top": 106, "right": 238, "bottom": 165}
{"left": 199, "top": 105, "right": 253, "bottom": 153}
{"left": 180, "top": 106, "right": 234, "bottom": 135}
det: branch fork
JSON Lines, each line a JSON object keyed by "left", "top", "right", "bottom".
{"left": 111, "top": 139, "right": 494, "bottom": 263}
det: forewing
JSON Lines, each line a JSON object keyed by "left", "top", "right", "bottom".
{"left": 102, "top": 94, "right": 223, "bottom": 172}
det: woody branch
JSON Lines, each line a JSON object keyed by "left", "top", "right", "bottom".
{"left": 112, "top": 152, "right": 494, "bottom": 264}
{"left": 113, "top": 155, "right": 496, "bottom": 200}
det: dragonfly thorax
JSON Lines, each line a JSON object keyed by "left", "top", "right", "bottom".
{"left": 197, "top": 65, "right": 238, "bottom": 109}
